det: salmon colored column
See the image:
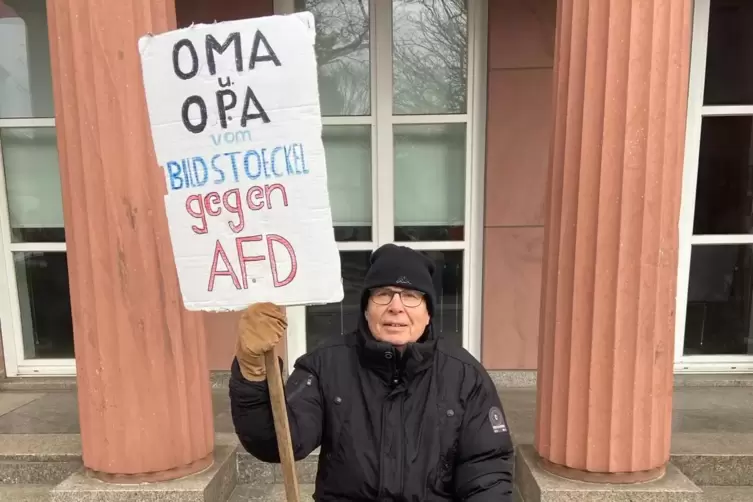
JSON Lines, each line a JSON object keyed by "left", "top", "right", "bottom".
{"left": 535, "top": 0, "right": 692, "bottom": 483}
{"left": 46, "top": 0, "right": 215, "bottom": 482}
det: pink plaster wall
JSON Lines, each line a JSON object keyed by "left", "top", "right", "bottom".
{"left": 481, "top": 0, "right": 556, "bottom": 369}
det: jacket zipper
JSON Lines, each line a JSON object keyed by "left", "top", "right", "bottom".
{"left": 391, "top": 364, "right": 405, "bottom": 497}
{"left": 378, "top": 402, "right": 385, "bottom": 497}
{"left": 378, "top": 359, "right": 398, "bottom": 498}
{"left": 397, "top": 396, "right": 405, "bottom": 496}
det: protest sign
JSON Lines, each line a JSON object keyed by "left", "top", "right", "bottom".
{"left": 138, "top": 13, "right": 343, "bottom": 311}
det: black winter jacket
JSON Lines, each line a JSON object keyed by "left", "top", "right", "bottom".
{"left": 229, "top": 325, "right": 514, "bottom": 501}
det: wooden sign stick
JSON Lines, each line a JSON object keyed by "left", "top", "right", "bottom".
{"left": 265, "top": 351, "right": 301, "bottom": 502}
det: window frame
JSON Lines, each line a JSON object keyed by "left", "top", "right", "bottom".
{"left": 0, "top": 115, "right": 75, "bottom": 376}
{"left": 675, "top": 0, "right": 753, "bottom": 373}
{"left": 275, "top": 0, "right": 488, "bottom": 365}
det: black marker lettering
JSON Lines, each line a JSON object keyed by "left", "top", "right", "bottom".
{"left": 206, "top": 32, "right": 243, "bottom": 75}
{"left": 172, "top": 39, "right": 199, "bottom": 80}
{"left": 182, "top": 95, "right": 207, "bottom": 134}
{"left": 249, "top": 30, "right": 281, "bottom": 69}
{"left": 216, "top": 89, "right": 238, "bottom": 129}
{"left": 240, "top": 86, "right": 270, "bottom": 125}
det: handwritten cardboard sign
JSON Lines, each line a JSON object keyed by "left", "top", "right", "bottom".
{"left": 138, "top": 13, "right": 343, "bottom": 311}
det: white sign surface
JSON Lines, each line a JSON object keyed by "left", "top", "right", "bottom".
{"left": 138, "top": 13, "right": 343, "bottom": 311}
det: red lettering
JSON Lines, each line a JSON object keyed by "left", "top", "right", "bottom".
{"left": 265, "top": 183, "right": 288, "bottom": 209}
{"left": 267, "top": 234, "right": 297, "bottom": 287}
{"left": 185, "top": 194, "right": 208, "bottom": 234}
{"left": 208, "top": 240, "right": 240, "bottom": 291}
{"left": 235, "top": 235, "right": 265, "bottom": 289}
{"left": 246, "top": 185, "right": 265, "bottom": 210}
{"left": 186, "top": 184, "right": 293, "bottom": 234}
{"left": 204, "top": 191, "right": 221, "bottom": 216}
{"left": 222, "top": 188, "right": 245, "bottom": 233}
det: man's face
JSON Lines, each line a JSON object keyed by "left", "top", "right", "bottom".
{"left": 365, "top": 286, "right": 430, "bottom": 349}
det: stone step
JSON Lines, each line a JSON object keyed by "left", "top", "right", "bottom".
{"left": 236, "top": 451, "right": 318, "bottom": 486}
{"left": 0, "top": 484, "right": 52, "bottom": 501}
{"left": 701, "top": 486, "right": 753, "bottom": 501}
{"left": 228, "top": 484, "right": 315, "bottom": 502}
{"left": 0, "top": 435, "right": 80, "bottom": 485}
{"left": 237, "top": 447, "right": 753, "bottom": 490}
{"left": 671, "top": 433, "right": 753, "bottom": 486}
{"left": 672, "top": 454, "right": 753, "bottom": 487}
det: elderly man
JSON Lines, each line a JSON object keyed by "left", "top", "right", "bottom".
{"left": 229, "top": 243, "right": 513, "bottom": 501}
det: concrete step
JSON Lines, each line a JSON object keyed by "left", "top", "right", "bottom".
{"left": 0, "top": 435, "right": 80, "bottom": 485}
{"left": 236, "top": 451, "right": 318, "bottom": 486}
{"left": 701, "top": 486, "right": 753, "bottom": 501}
{"left": 0, "top": 484, "right": 51, "bottom": 501}
{"left": 673, "top": 454, "right": 753, "bottom": 487}
{"left": 228, "top": 484, "right": 315, "bottom": 502}
{"left": 671, "top": 433, "right": 753, "bottom": 486}
{"left": 237, "top": 446, "right": 753, "bottom": 491}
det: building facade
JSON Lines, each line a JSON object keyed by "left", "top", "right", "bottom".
{"left": 0, "top": 0, "right": 748, "bottom": 378}
{"left": 3, "top": 0, "right": 746, "bottom": 486}
{"left": 3, "top": 0, "right": 746, "bottom": 380}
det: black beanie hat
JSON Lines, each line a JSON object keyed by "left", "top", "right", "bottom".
{"left": 360, "top": 244, "right": 437, "bottom": 315}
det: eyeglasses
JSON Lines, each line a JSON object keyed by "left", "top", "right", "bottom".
{"left": 369, "top": 288, "right": 425, "bottom": 308}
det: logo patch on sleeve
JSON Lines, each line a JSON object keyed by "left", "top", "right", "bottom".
{"left": 488, "top": 406, "right": 508, "bottom": 434}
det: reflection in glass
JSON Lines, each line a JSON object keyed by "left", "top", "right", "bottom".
{"left": 322, "top": 126, "right": 372, "bottom": 241}
{"left": 693, "top": 116, "right": 753, "bottom": 235}
{"left": 306, "top": 251, "right": 372, "bottom": 350}
{"left": 426, "top": 250, "right": 463, "bottom": 347}
{"left": 684, "top": 245, "right": 753, "bottom": 356}
{"left": 14, "top": 252, "right": 74, "bottom": 359}
{"left": 392, "top": 0, "right": 467, "bottom": 115}
{"left": 304, "top": 250, "right": 463, "bottom": 350}
{"left": 0, "top": 128, "right": 65, "bottom": 243}
{"left": 296, "top": 0, "right": 370, "bottom": 116}
{"left": 704, "top": 0, "right": 753, "bottom": 105}
{"left": 0, "top": 0, "right": 55, "bottom": 118}
{"left": 394, "top": 124, "right": 465, "bottom": 241}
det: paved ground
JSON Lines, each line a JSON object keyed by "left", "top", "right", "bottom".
{"left": 0, "top": 386, "right": 752, "bottom": 453}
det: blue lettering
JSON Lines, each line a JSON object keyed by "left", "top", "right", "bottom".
{"left": 296, "top": 143, "right": 308, "bottom": 174}
{"left": 290, "top": 145, "right": 302, "bottom": 174}
{"left": 243, "top": 150, "right": 262, "bottom": 179}
{"left": 283, "top": 146, "right": 295, "bottom": 175}
{"left": 162, "top": 142, "right": 308, "bottom": 191}
{"left": 224, "top": 152, "right": 241, "bottom": 182}
{"left": 270, "top": 146, "right": 284, "bottom": 177}
{"left": 211, "top": 154, "right": 225, "bottom": 184}
{"left": 192, "top": 157, "right": 209, "bottom": 186}
{"left": 260, "top": 148, "right": 270, "bottom": 178}
{"left": 261, "top": 148, "right": 282, "bottom": 178}
{"left": 181, "top": 158, "right": 193, "bottom": 187}
{"left": 166, "top": 161, "right": 184, "bottom": 190}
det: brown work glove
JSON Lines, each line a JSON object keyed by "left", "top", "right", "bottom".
{"left": 236, "top": 302, "right": 287, "bottom": 381}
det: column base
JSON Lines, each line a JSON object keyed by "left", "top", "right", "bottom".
{"left": 51, "top": 445, "right": 235, "bottom": 502}
{"left": 538, "top": 456, "right": 665, "bottom": 484}
{"left": 515, "top": 445, "right": 703, "bottom": 502}
{"left": 88, "top": 452, "right": 214, "bottom": 484}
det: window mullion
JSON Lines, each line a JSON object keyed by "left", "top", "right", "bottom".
{"left": 674, "top": 0, "right": 711, "bottom": 363}
{"left": 463, "top": 0, "right": 483, "bottom": 358}
{"left": 0, "top": 130, "right": 24, "bottom": 375}
{"left": 374, "top": 0, "right": 394, "bottom": 247}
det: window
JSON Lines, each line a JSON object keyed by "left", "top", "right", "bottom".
{"left": 0, "top": 0, "right": 74, "bottom": 374}
{"left": 281, "top": 0, "right": 486, "bottom": 361}
{"left": 676, "top": 0, "right": 753, "bottom": 371}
